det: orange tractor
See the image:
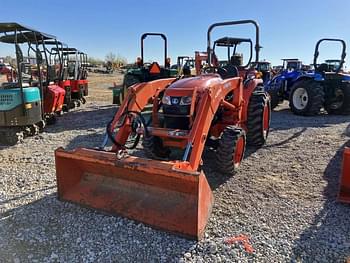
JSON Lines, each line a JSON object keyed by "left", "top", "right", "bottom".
{"left": 55, "top": 20, "right": 271, "bottom": 239}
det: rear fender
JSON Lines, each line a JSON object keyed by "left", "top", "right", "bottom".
{"left": 295, "top": 75, "right": 314, "bottom": 83}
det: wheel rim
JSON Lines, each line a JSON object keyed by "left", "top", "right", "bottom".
{"left": 262, "top": 103, "right": 270, "bottom": 138}
{"left": 292, "top": 87, "right": 309, "bottom": 110}
{"left": 234, "top": 136, "right": 245, "bottom": 166}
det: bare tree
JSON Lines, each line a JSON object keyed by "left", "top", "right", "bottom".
{"left": 3, "top": 55, "right": 16, "bottom": 65}
{"left": 105, "top": 52, "right": 116, "bottom": 63}
{"left": 88, "top": 57, "right": 104, "bottom": 67}
{"left": 105, "top": 52, "right": 127, "bottom": 69}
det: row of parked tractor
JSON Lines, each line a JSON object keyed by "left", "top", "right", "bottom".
{"left": 113, "top": 35, "right": 350, "bottom": 118}
{"left": 0, "top": 23, "right": 89, "bottom": 145}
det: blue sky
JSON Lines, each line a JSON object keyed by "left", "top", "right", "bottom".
{"left": 1, "top": 0, "right": 350, "bottom": 68}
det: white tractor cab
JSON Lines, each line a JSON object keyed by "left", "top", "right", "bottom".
{"left": 282, "top": 58, "right": 303, "bottom": 71}
{"left": 172, "top": 56, "right": 196, "bottom": 76}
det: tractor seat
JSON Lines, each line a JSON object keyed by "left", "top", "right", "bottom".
{"left": 219, "top": 64, "right": 239, "bottom": 79}
{"left": 316, "top": 63, "right": 329, "bottom": 73}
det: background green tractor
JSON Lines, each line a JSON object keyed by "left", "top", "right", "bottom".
{"left": 112, "top": 33, "right": 177, "bottom": 104}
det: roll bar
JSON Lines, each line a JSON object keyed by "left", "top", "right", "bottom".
{"left": 207, "top": 20, "right": 261, "bottom": 66}
{"left": 313, "top": 38, "right": 346, "bottom": 73}
{"left": 140, "top": 33, "right": 168, "bottom": 67}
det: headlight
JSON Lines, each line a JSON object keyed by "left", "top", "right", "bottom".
{"left": 180, "top": 96, "right": 192, "bottom": 105}
{"left": 162, "top": 95, "right": 171, "bottom": 105}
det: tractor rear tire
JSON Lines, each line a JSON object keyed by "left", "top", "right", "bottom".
{"left": 289, "top": 80, "right": 325, "bottom": 116}
{"left": 325, "top": 83, "right": 350, "bottom": 115}
{"left": 215, "top": 126, "right": 246, "bottom": 175}
{"left": 142, "top": 135, "right": 170, "bottom": 159}
{"left": 120, "top": 74, "right": 140, "bottom": 104}
{"left": 246, "top": 91, "right": 271, "bottom": 147}
{"left": 268, "top": 89, "right": 280, "bottom": 110}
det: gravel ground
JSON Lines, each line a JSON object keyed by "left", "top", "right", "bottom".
{"left": 1, "top": 72, "right": 350, "bottom": 262}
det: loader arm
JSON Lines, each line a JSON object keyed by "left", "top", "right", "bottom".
{"left": 110, "top": 78, "right": 176, "bottom": 151}
{"left": 186, "top": 77, "right": 243, "bottom": 170}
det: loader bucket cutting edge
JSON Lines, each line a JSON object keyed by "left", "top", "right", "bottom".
{"left": 338, "top": 147, "right": 350, "bottom": 203}
{"left": 55, "top": 147, "right": 213, "bottom": 240}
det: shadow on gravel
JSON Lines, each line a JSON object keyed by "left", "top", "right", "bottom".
{"left": 45, "top": 106, "right": 117, "bottom": 133}
{"left": 271, "top": 109, "right": 350, "bottom": 131}
{"left": 0, "top": 145, "right": 12, "bottom": 151}
{"left": 0, "top": 186, "right": 55, "bottom": 206}
{"left": 290, "top": 138, "right": 350, "bottom": 262}
{"left": 0, "top": 193, "right": 195, "bottom": 262}
{"left": 201, "top": 147, "right": 261, "bottom": 190}
{"left": 64, "top": 133, "right": 105, "bottom": 150}
{"left": 266, "top": 127, "right": 307, "bottom": 149}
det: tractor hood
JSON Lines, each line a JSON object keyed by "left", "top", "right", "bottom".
{"left": 166, "top": 74, "right": 222, "bottom": 92}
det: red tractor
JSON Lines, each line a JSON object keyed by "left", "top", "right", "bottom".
{"left": 59, "top": 47, "right": 88, "bottom": 110}
{"left": 55, "top": 20, "right": 271, "bottom": 239}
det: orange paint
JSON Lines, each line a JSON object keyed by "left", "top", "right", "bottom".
{"left": 338, "top": 147, "right": 350, "bottom": 203}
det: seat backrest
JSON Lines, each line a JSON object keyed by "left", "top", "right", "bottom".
{"left": 316, "top": 63, "right": 329, "bottom": 73}
{"left": 219, "top": 64, "right": 239, "bottom": 79}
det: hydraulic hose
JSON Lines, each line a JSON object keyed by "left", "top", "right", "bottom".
{"left": 106, "top": 94, "right": 149, "bottom": 150}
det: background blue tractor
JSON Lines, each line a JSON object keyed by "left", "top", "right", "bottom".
{"left": 289, "top": 38, "right": 350, "bottom": 116}
{"left": 265, "top": 58, "right": 306, "bottom": 109}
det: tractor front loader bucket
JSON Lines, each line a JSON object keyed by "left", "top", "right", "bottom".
{"left": 338, "top": 147, "right": 350, "bottom": 203}
{"left": 55, "top": 147, "right": 213, "bottom": 240}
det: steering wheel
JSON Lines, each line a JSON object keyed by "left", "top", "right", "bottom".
{"left": 203, "top": 66, "right": 228, "bottom": 76}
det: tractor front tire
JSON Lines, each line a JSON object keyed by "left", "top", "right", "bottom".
{"left": 142, "top": 135, "right": 170, "bottom": 159}
{"left": 246, "top": 91, "right": 271, "bottom": 147}
{"left": 215, "top": 126, "right": 246, "bottom": 175}
{"left": 289, "top": 80, "right": 325, "bottom": 116}
{"left": 325, "top": 83, "right": 350, "bottom": 115}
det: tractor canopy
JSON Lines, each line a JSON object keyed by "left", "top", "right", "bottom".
{"left": 0, "top": 31, "right": 55, "bottom": 44}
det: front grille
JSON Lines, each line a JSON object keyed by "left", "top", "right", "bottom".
{"left": 163, "top": 105, "right": 190, "bottom": 115}
{"left": 163, "top": 105, "right": 191, "bottom": 129}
